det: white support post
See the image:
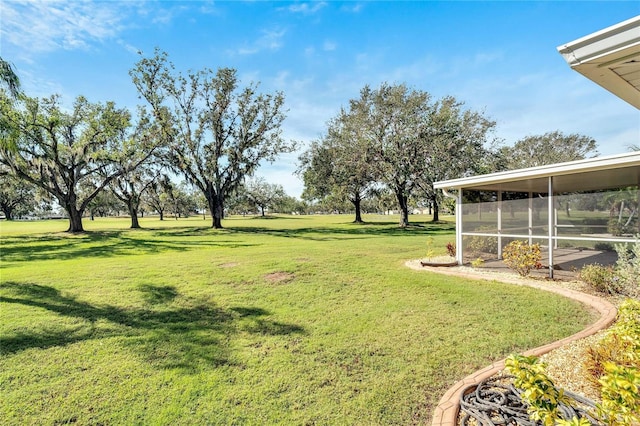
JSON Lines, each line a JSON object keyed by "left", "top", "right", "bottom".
{"left": 554, "top": 201, "right": 559, "bottom": 250}
{"left": 497, "top": 190, "right": 503, "bottom": 258}
{"left": 457, "top": 189, "right": 463, "bottom": 264}
{"left": 528, "top": 192, "right": 533, "bottom": 245}
{"left": 548, "top": 177, "right": 554, "bottom": 279}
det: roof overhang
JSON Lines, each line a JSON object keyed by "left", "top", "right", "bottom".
{"left": 557, "top": 15, "right": 640, "bottom": 109}
{"left": 434, "top": 151, "right": 640, "bottom": 193}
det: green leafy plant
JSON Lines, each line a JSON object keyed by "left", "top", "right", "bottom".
{"left": 594, "top": 242, "right": 614, "bottom": 251}
{"left": 470, "top": 257, "right": 484, "bottom": 268}
{"left": 593, "top": 299, "right": 640, "bottom": 425}
{"left": 586, "top": 299, "right": 640, "bottom": 385}
{"left": 614, "top": 239, "right": 640, "bottom": 298}
{"left": 465, "top": 226, "right": 498, "bottom": 254}
{"left": 608, "top": 218, "right": 629, "bottom": 237}
{"left": 596, "top": 362, "right": 640, "bottom": 426}
{"left": 579, "top": 263, "right": 618, "bottom": 294}
{"left": 425, "top": 236, "right": 435, "bottom": 259}
{"left": 505, "top": 354, "right": 583, "bottom": 426}
{"left": 502, "top": 240, "right": 542, "bottom": 277}
{"left": 506, "top": 353, "right": 640, "bottom": 426}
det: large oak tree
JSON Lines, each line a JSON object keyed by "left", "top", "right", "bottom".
{"left": 244, "top": 177, "right": 286, "bottom": 217}
{"left": 0, "top": 172, "right": 36, "bottom": 220}
{"left": 499, "top": 131, "right": 598, "bottom": 169}
{"left": 0, "top": 95, "right": 157, "bottom": 232}
{"left": 130, "top": 50, "right": 293, "bottom": 228}
{"left": 299, "top": 107, "right": 379, "bottom": 223}
{"left": 310, "top": 83, "right": 494, "bottom": 227}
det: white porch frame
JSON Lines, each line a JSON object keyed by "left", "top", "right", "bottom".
{"left": 437, "top": 152, "right": 640, "bottom": 279}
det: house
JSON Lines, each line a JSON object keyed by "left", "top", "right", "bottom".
{"left": 434, "top": 16, "right": 640, "bottom": 278}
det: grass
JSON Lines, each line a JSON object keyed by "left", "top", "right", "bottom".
{"left": 0, "top": 214, "right": 597, "bottom": 424}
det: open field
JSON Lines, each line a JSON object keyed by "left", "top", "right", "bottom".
{"left": 0, "top": 215, "right": 596, "bottom": 424}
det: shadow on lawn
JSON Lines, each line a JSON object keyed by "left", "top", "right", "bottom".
{"left": 1, "top": 228, "right": 260, "bottom": 264}
{"left": 227, "top": 221, "right": 455, "bottom": 241}
{"left": 1, "top": 221, "right": 454, "bottom": 263}
{"left": 0, "top": 282, "right": 305, "bottom": 371}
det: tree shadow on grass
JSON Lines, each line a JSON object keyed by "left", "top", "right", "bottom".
{"left": 226, "top": 221, "right": 455, "bottom": 241}
{"left": 1, "top": 229, "right": 260, "bottom": 264}
{"left": 0, "top": 282, "right": 305, "bottom": 372}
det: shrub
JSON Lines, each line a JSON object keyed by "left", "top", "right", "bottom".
{"left": 585, "top": 300, "right": 640, "bottom": 383}
{"left": 579, "top": 263, "right": 618, "bottom": 294}
{"left": 446, "top": 242, "right": 456, "bottom": 258}
{"left": 594, "top": 242, "right": 614, "bottom": 251}
{"left": 502, "top": 240, "right": 542, "bottom": 277}
{"left": 608, "top": 218, "right": 630, "bottom": 236}
{"left": 585, "top": 299, "right": 640, "bottom": 425}
{"left": 425, "top": 236, "right": 435, "bottom": 259}
{"left": 508, "top": 342, "right": 640, "bottom": 425}
{"left": 596, "top": 362, "right": 640, "bottom": 426}
{"left": 470, "top": 257, "right": 484, "bottom": 268}
{"left": 614, "top": 239, "right": 640, "bottom": 298}
{"left": 505, "top": 354, "right": 586, "bottom": 425}
{"left": 506, "top": 300, "right": 640, "bottom": 426}
{"left": 465, "top": 226, "right": 498, "bottom": 254}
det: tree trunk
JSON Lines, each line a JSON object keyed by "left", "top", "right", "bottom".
{"left": 159, "top": 209, "right": 164, "bottom": 221}
{"left": 432, "top": 194, "right": 439, "bottom": 222}
{"left": 209, "top": 194, "right": 224, "bottom": 229}
{"left": 261, "top": 206, "right": 265, "bottom": 217}
{"left": 351, "top": 194, "right": 363, "bottom": 223}
{"left": 395, "top": 190, "right": 409, "bottom": 227}
{"left": 2, "top": 205, "right": 14, "bottom": 220}
{"left": 66, "top": 206, "right": 85, "bottom": 233}
{"left": 129, "top": 204, "right": 140, "bottom": 229}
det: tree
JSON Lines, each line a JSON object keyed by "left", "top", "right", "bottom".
{"left": 166, "top": 181, "right": 192, "bottom": 220}
{"left": 413, "top": 96, "right": 496, "bottom": 221}
{"left": 299, "top": 108, "right": 379, "bottom": 223}
{"left": 0, "top": 173, "right": 36, "bottom": 219}
{"left": 108, "top": 115, "right": 165, "bottom": 228}
{"left": 225, "top": 188, "right": 253, "bottom": 216}
{"left": 0, "top": 95, "right": 154, "bottom": 232}
{"left": 0, "top": 57, "right": 21, "bottom": 98}
{"left": 110, "top": 166, "right": 158, "bottom": 228}
{"left": 244, "top": 177, "right": 286, "bottom": 217}
{"left": 344, "top": 84, "right": 494, "bottom": 226}
{"left": 130, "top": 49, "right": 293, "bottom": 228}
{"left": 143, "top": 175, "right": 173, "bottom": 220}
{"left": 501, "top": 131, "right": 598, "bottom": 169}
{"left": 87, "top": 189, "right": 122, "bottom": 219}
{"left": 341, "top": 84, "right": 419, "bottom": 226}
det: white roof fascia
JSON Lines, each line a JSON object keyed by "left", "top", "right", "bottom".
{"left": 557, "top": 16, "right": 640, "bottom": 66}
{"left": 557, "top": 15, "right": 640, "bottom": 109}
{"left": 434, "top": 151, "right": 640, "bottom": 190}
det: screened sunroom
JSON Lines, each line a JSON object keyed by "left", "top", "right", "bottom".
{"left": 433, "top": 16, "right": 640, "bottom": 278}
{"left": 434, "top": 152, "right": 640, "bottom": 278}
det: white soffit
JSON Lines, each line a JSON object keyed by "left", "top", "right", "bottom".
{"left": 434, "top": 152, "right": 640, "bottom": 193}
{"left": 557, "top": 15, "right": 640, "bottom": 109}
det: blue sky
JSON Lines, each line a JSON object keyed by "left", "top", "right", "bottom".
{"left": 2, "top": 1, "right": 639, "bottom": 197}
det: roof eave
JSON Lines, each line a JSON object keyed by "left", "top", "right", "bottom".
{"left": 434, "top": 151, "right": 640, "bottom": 191}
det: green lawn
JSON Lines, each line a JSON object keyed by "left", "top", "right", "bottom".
{"left": 0, "top": 215, "right": 596, "bottom": 425}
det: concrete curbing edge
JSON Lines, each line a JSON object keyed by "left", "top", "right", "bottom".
{"left": 406, "top": 263, "right": 619, "bottom": 426}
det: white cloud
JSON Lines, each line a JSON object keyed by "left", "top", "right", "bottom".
{"left": 340, "top": 3, "right": 364, "bottom": 13}
{"left": 117, "top": 39, "right": 141, "bottom": 55}
{"left": 235, "top": 28, "right": 287, "bottom": 56}
{"left": 287, "top": 2, "right": 327, "bottom": 15}
{"left": 1, "top": 0, "right": 129, "bottom": 55}
{"left": 323, "top": 40, "right": 336, "bottom": 51}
